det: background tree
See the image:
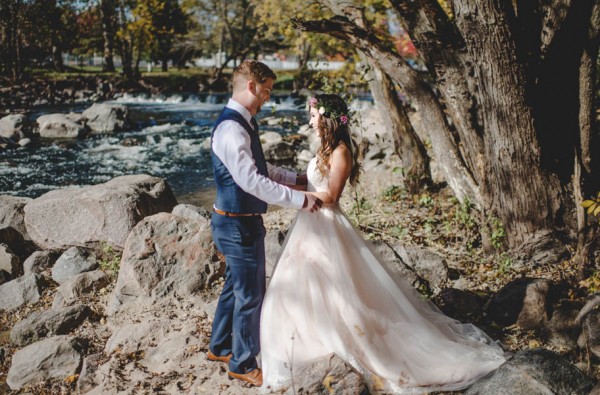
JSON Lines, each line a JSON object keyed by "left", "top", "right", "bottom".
{"left": 131, "top": 0, "right": 187, "bottom": 72}
{"left": 295, "top": 0, "right": 599, "bottom": 261}
{"left": 99, "top": 0, "right": 117, "bottom": 72}
{"left": 251, "top": 0, "right": 429, "bottom": 189}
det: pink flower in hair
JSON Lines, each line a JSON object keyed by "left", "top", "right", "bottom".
{"left": 340, "top": 115, "right": 349, "bottom": 125}
{"left": 308, "top": 97, "right": 318, "bottom": 107}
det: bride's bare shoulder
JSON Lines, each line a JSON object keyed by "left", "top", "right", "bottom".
{"left": 332, "top": 143, "right": 351, "bottom": 161}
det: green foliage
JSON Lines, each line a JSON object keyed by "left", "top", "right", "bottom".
{"left": 418, "top": 193, "right": 434, "bottom": 208}
{"left": 382, "top": 185, "right": 405, "bottom": 202}
{"left": 489, "top": 216, "right": 506, "bottom": 250}
{"left": 495, "top": 252, "right": 513, "bottom": 276}
{"left": 99, "top": 241, "right": 122, "bottom": 278}
{"left": 454, "top": 198, "right": 476, "bottom": 230}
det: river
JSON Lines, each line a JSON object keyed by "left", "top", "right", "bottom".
{"left": 0, "top": 93, "right": 309, "bottom": 207}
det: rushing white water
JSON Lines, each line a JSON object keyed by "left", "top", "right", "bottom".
{"left": 1, "top": 93, "right": 309, "bottom": 201}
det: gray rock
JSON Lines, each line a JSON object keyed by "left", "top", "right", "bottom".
{"left": 371, "top": 240, "right": 423, "bottom": 291}
{"left": 24, "top": 174, "right": 178, "bottom": 250}
{"left": 82, "top": 103, "right": 129, "bottom": 134}
{"left": 541, "top": 302, "right": 581, "bottom": 350}
{"left": 578, "top": 309, "right": 600, "bottom": 358}
{"left": 171, "top": 203, "right": 210, "bottom": 226}
{"left": 589, "top": 381, "right": 600, "bottom": 395}
{"left": 0, "top": 195, "right": 32, "bottom": 240}
{"left": 0, "top": 244, "right": 20, "bottom": 276}
{"left": 76, "top": 353, "right": 104, "bottom": 394}
{"left": 6, "top": 336, "right": 87, "bottom": 390}
{"left": 18, "top": 137, "right": 32, "bottom": 147}
{"left": 488, "top": 278, "right": 551, "bottom": 330}
{"left": 52, "top": 246, "right": 98, "bottom": 285}
{"left": 390, "top": 244, "right": 449, "bottom": 294}
{"left": 0, "top": 273, "right": 46, "bottom": 311}
{"left": 265, "top": 228, "right": 287, "bottom": 280}
{"left": 107, "top": 212, "right": 219, "bottom": 314}
{"left": 297, "top": 149, "right": 314, "bottom": 163}
{"left": 23, "top": 250, "right": 58, "bottom": 274}
{"left": 0, "top": 269, "right": 11, "bottom": 285}
{"left": 10, "top": 304, "right": 91, "bottom": 346}
{"left": 269, "top": 354, "right": 367, "bottom": 395}
{"left": 260, "top": 131, "right": 283, "bottom": 145}
{"left": 264, "top": 141, "right": 296, "bottom": 162}
{"left": 438, "top": 287, "right": 487, "bottom": 321}
{"left": 36, "top": 112, "right": 89, "bottom": 139}
{"left": 465, "top": 348, "right": 593, "bottom": 395}
{"left": 0, "top": 114, "right": 27, "bottom": 141}
{"left": 0, "top": 225, "right": 28, "bottom": 260}
{"left": 52, "top": 270, "right": 109, "bottom": 308}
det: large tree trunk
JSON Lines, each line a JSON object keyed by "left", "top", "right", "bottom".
{"left": 362, "top": 54, "right": 430, "bottom": 192}
{"left": 295, "top": 0, "right": 599, "bottom": 252}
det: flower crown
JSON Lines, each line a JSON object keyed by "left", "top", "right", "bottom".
{"left": 308, "top": 97, "right": 349, "bottom": 125}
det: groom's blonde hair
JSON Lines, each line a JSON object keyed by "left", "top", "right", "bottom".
{"left": 232, "top": 60, "right": 277, "bottom": 93}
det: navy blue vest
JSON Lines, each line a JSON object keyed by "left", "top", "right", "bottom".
{"left": 211, "top": 107, "right": 268, "bottom": 214}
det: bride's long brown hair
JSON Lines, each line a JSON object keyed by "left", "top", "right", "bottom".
{"left": 312, "top": 94, "right": 361, "bottom": 186}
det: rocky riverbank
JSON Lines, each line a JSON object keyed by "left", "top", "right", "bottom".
{"left": 0, "top": 74, "right": 214, "bottom": 114}
{"left": 0, "top": 103, "right": 599, "bottom": 394}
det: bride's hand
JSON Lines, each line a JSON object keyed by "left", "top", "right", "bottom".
{"left": 302, "top": 193, "right": 322, "bottom": 212}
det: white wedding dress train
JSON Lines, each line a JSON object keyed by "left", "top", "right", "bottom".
{"left": 260, "top": 158, "right": 506, "bottom": 394}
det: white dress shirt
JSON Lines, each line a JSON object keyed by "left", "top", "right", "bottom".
{"left": 212, "top": 99, "right": 305, "bottom": 210}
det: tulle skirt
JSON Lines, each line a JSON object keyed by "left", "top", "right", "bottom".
{"left": 260, "top": 206, "right": 506, "bottom": 394}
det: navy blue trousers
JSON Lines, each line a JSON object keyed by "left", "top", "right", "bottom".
{"left": 209, "top": 213, "right": 266, "bottom": 374}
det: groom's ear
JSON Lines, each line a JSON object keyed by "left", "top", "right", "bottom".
{"left": 247, "top": 80, "right": 257, "bottom": 95}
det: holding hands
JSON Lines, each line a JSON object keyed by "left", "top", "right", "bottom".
{"left": 302, "top": 193, "right": 323, "bottom": 213}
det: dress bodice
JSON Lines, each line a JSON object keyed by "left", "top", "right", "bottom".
{"left": 307, "top": 157, "right": 329, "bottom": 193}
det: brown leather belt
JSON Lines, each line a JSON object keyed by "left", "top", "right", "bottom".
{"left": 213, "top": 208, "right": 262, "bottom": 217}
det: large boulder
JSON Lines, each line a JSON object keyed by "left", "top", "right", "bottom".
{"left": 465, "top": 348, "right": 594, "bottom": 395}
{"left": 107, "top": 212, "right": 220, "bottom": 314}
{"left": 578, "top": 307, "right": 600, "bottom": 358}
{"left": 51, "top": 246, "right": 98, "bottom": 284}
{"left": 0, "top": 244, "right": 20, "bottom": 277}
{"left": 0, "top": 195, "right": 32, "bottom": 242}
{"left": 24, "top": 175, "right": 178, "bottom": 251}
{"left": 266, "top": 354, "right": 367, "bottom": 395}
{"left": 541, "top": 301, "right": 581, "bottom": 350}
{"left": 390, "top": 244, "right": 449, "bottom": 294}
{"left": 487, "top": 278, "right": 551, "bottom": 330}
{"left": 6, "top": 336, "right": 87, "bottom": 390}
{"left": 0, "top": 114, "right": 27, "bottom": 141}
{"left": 82, "top": 103, "right": 129, "bottom": 134}
{"left": 0, "top": 273, "right": 46, "bottom": 311}
{"left": 52, "top": 270, "right": 110, "bottom": 308}
{"left": 0, "top": 225, "right": 28, "bottom": 261}
{"left": 36, "top": 112, "right": 89, "bottom": 139}
{"left": 10, "top": 304, "right": 91, "bottom": 346}
{"left": 23, "top": 250, "right": 58, "bottom": 275}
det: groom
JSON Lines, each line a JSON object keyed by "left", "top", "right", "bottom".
{"left": 208, "top": 59, "right": 321, "bottom": 386}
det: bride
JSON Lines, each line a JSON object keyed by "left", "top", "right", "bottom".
{"left": 260, "top": 94, "right": 507, "bottom": 394}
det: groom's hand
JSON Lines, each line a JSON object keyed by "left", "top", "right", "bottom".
{"left": 302, "top": 195, "right": 322, "bottom": 213}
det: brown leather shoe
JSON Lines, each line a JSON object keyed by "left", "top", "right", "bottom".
{"left": 228, "top": 368, "right": 263, "bottom": 386}
{"left": 207, "top": 350, "right": 232, "bottom": 364}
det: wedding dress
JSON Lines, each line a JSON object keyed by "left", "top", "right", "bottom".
{"left": 260, "top": 157, "right": 506, "bottom": 394}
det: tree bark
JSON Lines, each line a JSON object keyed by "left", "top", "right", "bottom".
{"left": 295, "top": 0, "right": 599, "bottom": 251}
{"left": 362, "top": 54, "right": 429, "bottom": 192}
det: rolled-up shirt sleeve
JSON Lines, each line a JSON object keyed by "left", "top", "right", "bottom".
{"left": 212, "top": 121, "right": 305, "bottom": 209}
{"left": 267, "top": 163, "right": 297, "bottom": 185}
